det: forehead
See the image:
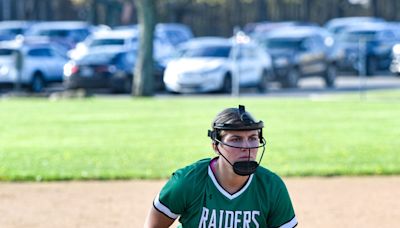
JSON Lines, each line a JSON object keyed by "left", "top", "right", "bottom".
{"left": 222, "top": 130, "right": 259, "bottom": 138}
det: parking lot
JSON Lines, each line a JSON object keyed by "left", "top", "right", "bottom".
{"left": 3, "top": 74, "right": 399, "bottom": 98}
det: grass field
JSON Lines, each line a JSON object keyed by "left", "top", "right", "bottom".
{"left": 0, "top": 91, "right": 399, "bottom": 181}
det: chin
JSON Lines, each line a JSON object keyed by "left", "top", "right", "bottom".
{"left": 237, "top": 158, "right": 255, "bottom": 162}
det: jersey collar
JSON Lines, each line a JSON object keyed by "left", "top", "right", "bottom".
{"left": 208, "top": 162, "right": 254, "bottom": 200}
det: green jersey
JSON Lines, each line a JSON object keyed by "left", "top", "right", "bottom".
{"left": 154, "top": 158, "right": 297, "bottom": 228}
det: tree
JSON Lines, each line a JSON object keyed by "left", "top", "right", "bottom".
{"left": 133, "top": 0, "right": 156, "bottom": 96}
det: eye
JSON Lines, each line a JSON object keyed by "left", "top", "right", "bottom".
{"left": 249, "top": 136, "right": 258, "bottom": 141}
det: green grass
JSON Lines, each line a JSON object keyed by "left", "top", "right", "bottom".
{"left": 0, "top": 91, "right": 400, "bottom": 181}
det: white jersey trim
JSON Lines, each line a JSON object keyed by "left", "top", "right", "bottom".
{"left": 153, "top": 193, "right": 179, "bottom": 219}
{"left": 278, "top": 216, "right": 298, "bottom": 228}
{"left": 208, "top": 165, "right": 253, "bottom": 200}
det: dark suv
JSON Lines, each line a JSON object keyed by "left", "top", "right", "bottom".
{"left": 335, "top": 24, "right": 399, "bottom": 76}
{"left": 257, "top": 26, "right": 339, "bottom": 88}
{"left": 63, "top": 47, "right": 165, "bottom": 93}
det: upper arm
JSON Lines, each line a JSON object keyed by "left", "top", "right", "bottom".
{"left": 268, "top": 178, "right": 297, "bottom": 228}
{"left": 144, "top": 205, "right": 175, "bottom": 228}
{"left": 145, "top": 170, "right": 188, "bottom": 227}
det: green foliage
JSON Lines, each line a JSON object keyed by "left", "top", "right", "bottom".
{"left": 0, "top": 91, "right": 399, "bottom": 181}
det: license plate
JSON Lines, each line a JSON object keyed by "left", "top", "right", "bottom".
{"left": 81, "top": 67, "right": 93, "bottom": 77}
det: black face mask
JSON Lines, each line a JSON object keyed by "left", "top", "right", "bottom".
{"left": 208, "top": 105, "right": 266, "bottom": 176}
{"left": 215, "top": 137, "right": 266, "bottom": 176}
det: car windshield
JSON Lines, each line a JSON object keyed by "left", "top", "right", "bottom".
{"left": 264, "top": 38, "right": 302, "bottom": 50}
{"left": 90, "top": 39, "right": 125, "bottom": 47}
{"left": 0, "top": 28, "right": 23, "bottom": 35}
{"left": 80, "top": 52, "right": 119, "bottom": 64}
{"left": 339, "top": 31, "right": 377, "bottom": 42}
{"left": 182, "top": 45, "right": 231, "bottom": 58}
{"left": 38, "top": 29, "right": 70, "bottom": 37}
{"left": 0, "top": 49, "right": 16, "bottom": 56}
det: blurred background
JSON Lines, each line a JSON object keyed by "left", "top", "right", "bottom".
{"left": 1, "top": 0, "right": 400, "bottom": 96}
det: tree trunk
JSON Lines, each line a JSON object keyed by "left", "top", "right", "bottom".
{"left": 255, "top": 0, "right": 267, "bottom": 21}
{"left": 370, "top": 0, "right": 379, "bottom": 17}
{"left": 133, "top": 0, "right": 156, "bottom": 96}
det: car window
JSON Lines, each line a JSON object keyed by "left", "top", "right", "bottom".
{"left": 114, "top": 52, "right": 136, "bottom": 67}
{"left": 39, "top": 29, "right": 69, "bottom": 38}
{"left": 27, "top": 48, "right": 54, "bottom": 57}
{"left": 125, "top": 52, "right": 136, "bottom": 64}
{"left": 90, "top": 38, "right": 125, "bottom": 47}
{"left": 300, "top": 38, "right": 312, "bottom": 51}
{"left": 183, "top": 45, "right": 231, "bottom": 58}
{"left": 312, "top": 36, "right": 326, "bottom": 49}
{"left": 0, "top": 48, "right": 16, "bottom": 56}
{"left": 264, "top": 38, "right": 302, "bottom": 50}
{"left": 378, "top": 30, "right": 395, "bottom": 41}
{"left": 71, "top": 29, "right": 90, "bottom": 42}
{"left": 165, "top": 30, "right": 190, "bottom": 46}
{"left": 340, "top": 31, "right": 377, "bottom": 42}
{"left": 80, "top": 52, "right": 117, "bottom": 64}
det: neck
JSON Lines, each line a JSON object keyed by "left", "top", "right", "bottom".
{"left": 213, "top": 157, "right": 249, "bottom": 194}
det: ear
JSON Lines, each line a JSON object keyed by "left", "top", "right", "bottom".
{"left": 212, "top": 142, "right": 219, "bottom": 154}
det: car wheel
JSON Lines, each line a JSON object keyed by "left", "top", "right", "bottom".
{"left": 324, "top": 64, "right": 336, "bottom": 88}
{"left": 221, "top": 74, "right": 232, "bottom": 93}
{"left": 31, "top": 73, "right": 45, "bottom": 93}
{"left": 257, "top": 70, "right": 269, "bottom": 93}
{"left": 282, "top": 67, "right": 299, "bottom": 88}
{"left": 123, "top": 77, "right": 133, "bottom": 94}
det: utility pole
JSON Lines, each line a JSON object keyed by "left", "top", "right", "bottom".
{"left": 2, "top": 0, "right": 11, "bottom": 20}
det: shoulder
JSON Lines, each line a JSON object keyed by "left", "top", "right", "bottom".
{"left": 253, "top": 166, "right": 288, "bottom": 191}
{"left": 173, "top": 158, "right": 210, "bottom": 178}
{"left": 156, "top": 158, "right": 211, "bottom": 216}
{"left": 169, "top": 158, "right": 211, "bottom": 188}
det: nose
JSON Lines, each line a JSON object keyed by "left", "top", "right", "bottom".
{"left": 240, "top": 140, "right": 252, "bottom": 150}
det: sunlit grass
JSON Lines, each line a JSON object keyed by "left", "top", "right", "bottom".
{"left": 0, "top": 90, "right": 399, "bottom": 181}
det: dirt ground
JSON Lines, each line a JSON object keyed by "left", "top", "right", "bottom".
{"left": 0, "top": 176, "right": 399, "bottom": 228}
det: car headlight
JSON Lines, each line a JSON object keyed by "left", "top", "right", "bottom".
{"left": 392, "top": 44, "right": 400, "bottom": 55}
{"left": 0, "top": 65, "right": 10, "bottom": 76}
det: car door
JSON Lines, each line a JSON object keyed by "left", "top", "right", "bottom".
{"left": 26, "top": 47, "right": 53, "bottom": 81}
{"left": 309, "top": 35, "right": 329, "bottom": 75}
{"left": 237, "top": 45, "right": 259, "bottom": 86}
{"left": 298, "top": 36, "right": 325, "bottom": 76}
{"left": 47, "top": 47, "right": 68, "bottom": 81}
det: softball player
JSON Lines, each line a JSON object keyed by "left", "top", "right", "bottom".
{"left": 145, "top": 105, "right": 297, "bottom": 228}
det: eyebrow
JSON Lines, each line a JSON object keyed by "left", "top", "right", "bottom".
{"left": 229, "top": 133, "right": 258, "bottom": 138}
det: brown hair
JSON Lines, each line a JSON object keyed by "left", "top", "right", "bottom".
{"left": 212, "top": 107, "right": 257, "bottom": 139}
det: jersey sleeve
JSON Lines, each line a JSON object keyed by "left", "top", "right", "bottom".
{"left": 153, "top": 170, "right": 189, "bottom": 220}
{"left": 268, "top": 179, "right": 298, "bottom": 228}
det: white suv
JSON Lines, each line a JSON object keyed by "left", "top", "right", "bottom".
{"left": 68, "top": 29, "right": 138, "bottom": 60}
{"left": 0, "top": 39, "right": 69, "bottom": 92}
{"left": 164, "top": 37, "right": 273, "bottom": 93}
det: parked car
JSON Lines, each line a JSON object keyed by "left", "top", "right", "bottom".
{"left": 25, "top": 21, "right": 93, "bottom": 51}
{"left": 324, "top": 17, "right": 385, "bottom": 36}
{"left": 68, "top": 29, "right": 138, "bottom": 60}
{"left": 154, "top": 23, "right": 194, "bottom": 47}
{"left": 114, "top": 23, "right": 194, "bottom": 64}
{"left": 63, "top": 47, "right": 165, "bottom": 93}
{"left": 115, "top": 23, "right": 193, "bottom": 47}
{"left": 244, "top": 21, "right": 318, "bottom": 39}
{"left": 389, "top": 43, "right": 400, "bottom": 76}
{"left": 0, "top": 38, "right": 69, "bottom": 92}
{"left": 0, "top": 20, "right": 36, "bottom": 41}
{"left": 335, "top": 23, "right": 399, "bottom": 75}
{"left": 163, "top": 37, "right": 273, "bottom": 93}
{"left": 257, "top": 26, "right": 339, "bottom": 88}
